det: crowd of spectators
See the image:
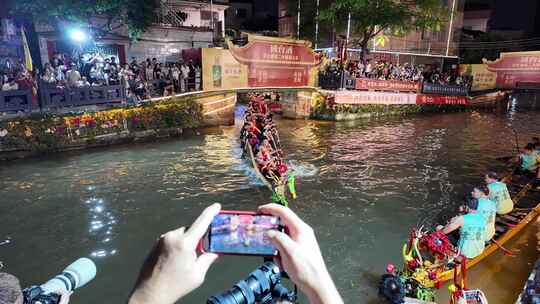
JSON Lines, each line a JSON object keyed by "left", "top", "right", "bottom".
{"left": 321, "top": 57, "right": 472, "bottom": 88}
{"left": 39, "top": 52, "right": 202, "bottom": 101}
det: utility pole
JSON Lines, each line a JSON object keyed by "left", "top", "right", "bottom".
{"left": 296, "top": 0, "right": 301, "bottom": 38}
{"left": 315, "top": 0, "right": 320, "bottom": 49}
{"left": 210, "top": 0, "right": 214, "bottom": 37}
{"left": 445, "top": 0, "right": 456, "bottom": 56}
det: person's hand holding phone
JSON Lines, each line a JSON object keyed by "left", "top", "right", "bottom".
{"left": 129, "top": 203, "right": 222, "bottom": 304}
{"left": 259, "top": 204, "right": 344, "bottom": 304}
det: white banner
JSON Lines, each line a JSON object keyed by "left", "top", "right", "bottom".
{"left": 333, "top": 90, "right": 417, "bottom": 105}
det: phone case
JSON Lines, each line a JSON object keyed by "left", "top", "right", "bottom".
{"left": 197, "top": 210, "right": 283, "bottom": 257}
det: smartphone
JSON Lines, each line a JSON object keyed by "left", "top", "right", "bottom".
{"left": 199, "top": 211, "right": 283, "bottom": 256}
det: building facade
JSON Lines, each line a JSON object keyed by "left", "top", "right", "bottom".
{"left": 35, "top": 0, "right": 229, "bottom": 65}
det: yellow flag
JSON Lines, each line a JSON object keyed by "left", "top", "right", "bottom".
{"left": 21, "top": 27, "right": 33, "bottom": 71}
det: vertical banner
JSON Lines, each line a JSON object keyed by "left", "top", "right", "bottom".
{"left": 201, "top": 48, "right": 248, "bottom": 90}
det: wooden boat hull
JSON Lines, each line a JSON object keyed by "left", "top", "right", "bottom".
{"left": 435, "top": 178, "right": 539, "bottom": 284}
{"left": 245, "top": 141, "right": 274, "bottom": 192}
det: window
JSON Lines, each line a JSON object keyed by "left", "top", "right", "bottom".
{"left": 236, "top": 8, "right": 247, "bottom": 18}
{"left": 201, "top": 10, "right": 212, "bottom": 20}
{"left": 201, "top": 10, "right": 218, "bottom": 20}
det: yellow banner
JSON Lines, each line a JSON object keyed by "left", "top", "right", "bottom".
{"left": 459, "top": 64, "right": 496, "bottom": 91}
{"left": 21, "top": 27, "right": 33, "bottom": 71}
{"left": 201, "top": 48, "right": 247, "bottom": 90}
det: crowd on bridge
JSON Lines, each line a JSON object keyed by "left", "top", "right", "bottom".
{"left": 0, "top": 52, "right": 203, "bottom": 104}
{"left": 321, "top": 56, "right": 472, "bottom": 88}
{"left": 39, "top": 52, "right": 202, "bottom": 100}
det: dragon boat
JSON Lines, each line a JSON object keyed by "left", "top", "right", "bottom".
{"left": 240, "top": 96, "right": 296, "bottom": 206}
{"left": 403, "top": 172, "right": 540, "bottom": 286}
{"left": 380, "top": 171, "right": 540, "bottom": 303}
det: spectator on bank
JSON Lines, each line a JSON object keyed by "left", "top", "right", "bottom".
{"left": 2, "top": 78, "right": 18, "bottom": 91}
{"left": 188, "top": 60, "right": 196, "bottom": 91}
{"left": 41, "top": 63, "right": 56, "bottom": 83}
{"left": 180, "top": 62, "right": 189, "bottom": 92}
{"left": 171, "top": 64, "right": 180, "bottom": 93}
{"left": 66, "top": 63, "right": 81, "bottom": 87}
{"left": 77, "top": 76, "right": 91, "bottom": 87}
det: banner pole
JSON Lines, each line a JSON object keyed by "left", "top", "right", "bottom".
{"left": 315, "top": 0, "right": 320, "bottom": 49}
{"left": 297, "top": 0, "right": 301, "bottom": 38}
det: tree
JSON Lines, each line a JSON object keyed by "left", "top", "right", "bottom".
{"left": 12, "top": 0, "right": 161, "bottom": 39}
{"left": 319, "top": 0, "right": 449, "bottom": 59}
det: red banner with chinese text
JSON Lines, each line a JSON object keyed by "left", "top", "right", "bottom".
{"left": 485, "top": 51, "right": 540, "bottom": 88}
{"left": 416, "top": 94, "right": 469, "bottom": 105}
{"left": 355, "top": 78, "right": 420, "bottom": 92}
{"left": 227, "top": 35, "right": 319, "bottom": 87}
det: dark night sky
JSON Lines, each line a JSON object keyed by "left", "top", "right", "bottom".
{"left": 466, "top": 0, "right": 540, "bottom": 36}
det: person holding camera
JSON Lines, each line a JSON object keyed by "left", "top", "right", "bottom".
{"left": 0, "top": 272, "right": 71, "bottom": 304}
{"left": 128, "top": 203, "right": 344, "bottom": 304}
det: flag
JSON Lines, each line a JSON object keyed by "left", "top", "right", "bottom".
{"left": 21, "top": 27, "right": 33, "bottom": 71}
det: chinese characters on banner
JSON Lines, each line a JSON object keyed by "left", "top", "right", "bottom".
{"left": 484, "top": 51, "right": 540, "bottom": 89}
{"left": 415, "top": 94, "right": 469, "bottom": 105}
{"left": 355, "top": 78, "right": 420, "bottom": 92}
{"left": 227, "top": 34, "right": 319, "bottom": 87}
{"left": 333, "top": 91, "right": 418, "bottom": 105}
{"left": 459, "top": 64, "right": 497, "bottom": 91}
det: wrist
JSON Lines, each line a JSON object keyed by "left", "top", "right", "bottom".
{"left": 304, "top": 270, "right": 343, "bottom": 304}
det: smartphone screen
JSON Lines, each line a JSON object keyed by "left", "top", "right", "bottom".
{"left": 206, "top": 213, "right": 281, "bottom": 256}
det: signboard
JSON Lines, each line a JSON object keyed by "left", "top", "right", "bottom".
{"left": 459, "top": 64, "right": 496, "bottom": 91}
{"left": 421, "top": 82, "right": 468, "bottom": 96}
{"left": 228, "top": 35, "right": 319, "bottom": 87}
{"left": 485, "top": 51, "right": 540, "bottom": 89}
{"left": 355, "top": 78, "right": 419, "bottom": 92}
{"left": 333, "top": 91, "right": 417, "bottom": 105}
{"left": 416, "top": 94, "right": 469, "bottom": 105}
{"left": 201, "top": 48, "right": 248, "bottom": 90}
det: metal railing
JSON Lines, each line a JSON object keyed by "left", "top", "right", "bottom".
{"left": 40, "top": 83, "right": 126, "bottom": 110}
{"left": 0, "top": 90, "right": 34, "bottom": 113}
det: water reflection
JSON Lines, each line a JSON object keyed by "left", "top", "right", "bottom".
{"left": 83, "top": 187, "right": 118, "bottom": 259}
{"left": 0, "top": 98, "right": 539, "bottom": 304}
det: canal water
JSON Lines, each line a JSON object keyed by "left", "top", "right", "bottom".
{"left": 1, "top": 94, "right": 539, "bottom": 303}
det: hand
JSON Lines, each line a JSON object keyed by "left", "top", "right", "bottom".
{"left": 128, "top": 203, "right": 221, "bottom": 304}
{"left": 259, "top": 204, "right": 343, "bottom": 304}
{"left": 58, "top": 291, "right": 72, "bottom": 304}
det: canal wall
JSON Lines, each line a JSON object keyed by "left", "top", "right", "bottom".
{"left": 311, "top": 90, "right": 509, "bottom": 121}
{"left": 0, "top": 86, "right": 507, "bottom": 161}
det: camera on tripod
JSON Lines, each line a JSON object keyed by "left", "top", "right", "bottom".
{"left": 23, "top": 257, "right": 97, "bottom": 304}
{"left": 207, "top": 261, "right": 297, "bottom": 304}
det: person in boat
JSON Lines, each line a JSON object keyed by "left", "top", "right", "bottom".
{"left": 471, "top": 186, "right": 497, "bottom": 242}
{"left": 517, "top": 143, "right": 538, "bottom": 178}
{"left": 485, "top": 171, "right": 514, "bottom": 215}
{"left": 437, "top": 197, "right": 486, "bottom": 259}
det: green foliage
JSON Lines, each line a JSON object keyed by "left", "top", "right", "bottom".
{"left": 13, "top": 0, "right": 161, "bottom": 39}
{"left": 319, "top": 0, "right": 448, "bottom": 56}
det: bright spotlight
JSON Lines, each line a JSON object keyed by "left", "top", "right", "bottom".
{"left": 69, "top": 29, "right": 88, "bottom": 42}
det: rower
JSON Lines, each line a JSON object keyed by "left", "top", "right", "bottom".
{"left": 517, "top": 144, "right": 538, "bottom": 178}
{"left": 471, "top": 186, "right": 497, "bottom": 242}
{"left": 485, "top": 172, "right": 514, "bottom": 215}
{"left": 437, "top": 198, "right": 486, "bottom": 259}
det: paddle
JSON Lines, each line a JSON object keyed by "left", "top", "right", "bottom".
{"left": 491, "top": 239, "right": 517, "bottom": 257}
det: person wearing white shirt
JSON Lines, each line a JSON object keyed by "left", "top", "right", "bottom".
{"left": 2, "top": 78, "right": 18, "bottom": 91}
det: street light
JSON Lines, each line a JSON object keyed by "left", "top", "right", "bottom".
{"left": 69, "top": 28, "right": 88, "bottom": 43}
